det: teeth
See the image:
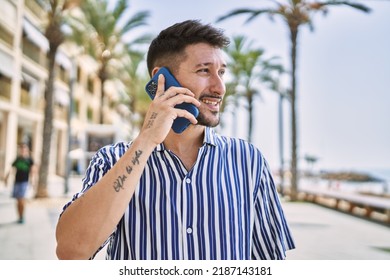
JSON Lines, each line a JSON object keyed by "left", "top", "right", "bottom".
{"left": 202, "top": 99, "right": 219, "bottom": 105}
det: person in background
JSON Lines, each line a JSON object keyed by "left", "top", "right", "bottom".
{"left": 4, "top": 143, "right": 36, "bottom": 224}
{"left": 56, "top": 20, "right": 295, "bottom": 260}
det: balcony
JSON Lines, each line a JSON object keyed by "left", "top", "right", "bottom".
{"left": 22, "top": 37, "right": 46, "bottom": 66}
{"left": 25, "top": 0, "right": 46, "bottom": 20}
{"left": 54, "top": 104, "right": 68, "bottom": 121}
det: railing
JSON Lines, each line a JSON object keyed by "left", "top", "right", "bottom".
{"left": 299, "top": 185, "right": 390, "bottom": 225}
{"left": 22, "top": 38, "right": 45, "bottom": 65}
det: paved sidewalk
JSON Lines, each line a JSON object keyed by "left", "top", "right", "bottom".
{"left": 0, "top": 175, "right": 106, "bottom": 260}
{"left": 0, "top": 176, "right": 389, "bottom": 260}
{"left": 283, "top": 200, "right": 390, "bottom": 259}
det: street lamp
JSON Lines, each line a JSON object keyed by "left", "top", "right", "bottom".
{"left": 64, "top": 55, "right": 76, "bottom": 195}
{"left": 278, "top": 92, "right": 285, "bottom": 197}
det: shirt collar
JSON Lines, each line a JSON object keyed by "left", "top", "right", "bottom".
{"left": 155, "top": 127, "right": 217, "bottom": 152}
{"left": 204, "top": 127, "right": 217, "bottom": 147}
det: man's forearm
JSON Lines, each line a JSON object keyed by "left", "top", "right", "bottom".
{"left": 55, "top": 135, "right": 155, "bottom": 259}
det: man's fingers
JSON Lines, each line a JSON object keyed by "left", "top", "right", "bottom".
{"left": 155, "top": 74, "right": 196, "bottom": 101}
{"left": 168, "top": 94, "right": 201, "bottom": 108}
{"left": 155, "top": 74, "right": 165, "bottom": 96}
{"left": 174, "top": 109, "right": 199, "bottom": 125}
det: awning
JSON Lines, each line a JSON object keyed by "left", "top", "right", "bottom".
{"left": 55, "top": 88, "right": 70, "bottom": 106}
{"left": 56, "top": 51, "right": 72, "bottom": 70}
{"left": 22, "top": 18, "right": 49, "bottom": 52}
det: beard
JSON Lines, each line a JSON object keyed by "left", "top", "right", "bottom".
{"left": 196, "top": 110, "right": 220, "bottom": 127}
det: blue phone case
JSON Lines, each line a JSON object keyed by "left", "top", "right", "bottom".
{"left": 145, "top": 67, "right": 199, "bottom": 133}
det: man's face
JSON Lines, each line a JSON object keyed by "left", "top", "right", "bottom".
{"left": 175, "top": 43, "right": 227, "bottom": 128}
{"left": 18, "top": 145, "right": 29, "bottom": 157}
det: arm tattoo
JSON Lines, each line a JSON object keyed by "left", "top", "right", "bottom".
{"left": 132, "top": 150, "right": 142, "bottom": 165}
{"left": 113, "top": 175, "right": 127, "bottom": 192}
{"left": 146, "top": 112, "right": 158, "bottom": 128}
{"left": 112, "top": 149, "right": 143, "bottom": 192}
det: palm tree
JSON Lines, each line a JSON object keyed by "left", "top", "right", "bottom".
{"left": 35, "top": 0, "right": 80, "bottom": 198}
{"left": 221, "top": 36, "right": 246, "bottom": 138}
{"left": 120, "top": 48, "right": 151, "bottom": 133}
{"left": 217, "top": 0, "right": 371, "bottom": 200}
{"left": 67, "top": 0, "right": 150, "bottom": 124}
{"left": 225, "top": 35, "right": 284, "bottom": 143}
{"left": 267, "top": 77, "right": 290, "bottom": 196}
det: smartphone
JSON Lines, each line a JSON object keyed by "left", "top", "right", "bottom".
{"left": 145, "top": 67, "right": 199, "bottom": 133}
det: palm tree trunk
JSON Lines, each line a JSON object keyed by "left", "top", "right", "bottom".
{"left": 36, "top": 47, "right": 57, "bottom": 198}
{"left": 99, "top": 82, "right": 105, "bottom": 124}
{"left": 248, "top": 92, "right": 254, "bottom": 143}
{"left": 232, "top": 98, "right": 239, "bottom": 137}
{"left": 289, "top": 27, "right": 299, "bottom": 201}
{"left": 99, "top": 64, "right": 108, "bottom": 124}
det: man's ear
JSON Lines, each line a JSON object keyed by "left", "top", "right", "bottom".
{"left": 151, "top": 67, "right": 161, "bottom": 77}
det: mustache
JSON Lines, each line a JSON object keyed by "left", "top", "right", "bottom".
{"left": 199, "top": 94, "right": 222, "bottom": 102}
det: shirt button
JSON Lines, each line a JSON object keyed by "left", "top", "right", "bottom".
{"left": 186, "top": 227, "right": 193, "bottom": 234}
{"left": 185, "top": 178, "right": 191, "bottom": 184}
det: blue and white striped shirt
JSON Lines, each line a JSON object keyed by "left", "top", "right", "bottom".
{"left": 65, "top": 127, "right": 295, "bottom": 259}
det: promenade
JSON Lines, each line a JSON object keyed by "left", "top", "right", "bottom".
{"left": 0, "top": 175, "right": 389, "bottom": 260}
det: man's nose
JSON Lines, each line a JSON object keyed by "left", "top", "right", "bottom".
{"left": 210, "top": 73, "right": 225, "bottom": 96}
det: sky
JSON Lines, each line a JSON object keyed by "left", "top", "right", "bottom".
{"left": 126, "top": 0, "right": 390, "bottom": 174}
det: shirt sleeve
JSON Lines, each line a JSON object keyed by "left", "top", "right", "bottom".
{"left": 251, "top": 155, "right": 295, "bottom": 260}
{"left": 61, "top": 149, "right": 111, "bottom": 211}
{"left": 59, "top": 147, "right": 115, "bottom": 259}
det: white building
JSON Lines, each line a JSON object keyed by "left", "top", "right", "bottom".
{"left": 0, "top": 0, "right": 133, "bottom": 181}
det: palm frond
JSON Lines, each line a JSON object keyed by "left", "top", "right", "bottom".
{"left": 112, "top": 0, "right": 127, "bottom": 19}
{"left": 121, "top": 11, "right": 151, "bottom": 35}
{"left": 323, "top": 1, "right": 371, "bottom": 13}
{"left": 216, "top": 8, "right": 276, "bottom": 24}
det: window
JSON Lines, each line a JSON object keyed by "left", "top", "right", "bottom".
{"left": 20, "top": 80, "right": 31, "bottom": 107}
{"left": 0, "top": 25, "right": 13, "bottom": 47}
{"left": 0, "top": 74, "right": 11, "bottom": 100}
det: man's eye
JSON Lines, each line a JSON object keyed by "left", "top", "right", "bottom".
{"left": 198, "top": 69, "right": 209, "bottom": 73}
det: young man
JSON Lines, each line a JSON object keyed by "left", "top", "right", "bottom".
{"left": 4, "top": 143, "right": 35, "bottom": 224}
{"left": 56, "top": 20, "right": 295, "bottom": 260}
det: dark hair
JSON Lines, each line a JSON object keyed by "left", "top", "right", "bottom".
{"left": 146, "top": 20, "right": 230, "bottom": 76}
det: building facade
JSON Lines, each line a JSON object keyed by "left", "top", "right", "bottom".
{"left": 0, "top": 0, "right": 132, "bottom": 182}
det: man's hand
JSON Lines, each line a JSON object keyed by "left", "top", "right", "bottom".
{"left": 140, "top": 74, "right": 200, "bottom": 146}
